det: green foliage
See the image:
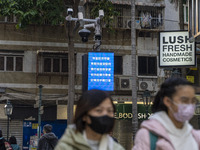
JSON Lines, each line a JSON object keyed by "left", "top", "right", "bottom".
{"left": 0, "top": 0, "right": 65, "bottom": 28}
{"left": 90, "top": 0, "right": 119, "bottom": 29}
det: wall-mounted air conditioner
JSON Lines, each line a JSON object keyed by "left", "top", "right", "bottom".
{"left": 119, "top": 76, "right": 132, "bottom": 90}
{"left": 139, "top": 81, "right": 155, "bottom": 91}
{"left": 126, "top": 20, "right": 131, "bottom": 28}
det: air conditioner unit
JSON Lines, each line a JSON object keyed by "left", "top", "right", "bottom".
{"left": 139, "top": 81, "right": 154, "bottom": 91}
{"left": 119, "top": 77, "right": 132, "bottom": 90}
{"left": 126, "top": 20, "right": 131, "bottom": 28}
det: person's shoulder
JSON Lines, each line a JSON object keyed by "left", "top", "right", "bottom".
{"left": 55, "top": 125, "right": 91, "bottom": 150}
{"left": 40, "top": 135, "right": 46, "bottom": 140}
{"left": 57, "top": 125, "right": 82, "bottom": 143}
{"left": 133, "top": 128, "right": 150, "bottom": 148}
{"left": 135, "top": 128, "right": 150, "bottom": 140}
{"left": 38, "top": 135, "right": 46, "bottom": 143}
{"left": 63, "top": 125, "right": 76, "bottom": 136}
{"left": 113, "top": 141, "right": 125, "bottom": 150}
{"left": 46, "top": 132, "right": 58, "bottom": 139}
{"left": 107, "top": 135, "right": 124, "bottom": 150}
{"left": 192, "top": 129, "right": 200, "bottom": 143}
{"left": 0, "top": 138, "right": 6, "bottom": 142}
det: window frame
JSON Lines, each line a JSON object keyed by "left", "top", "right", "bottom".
{"left": 138, "top": 56, "right": 157, "bottom": 76}
{"left": 0, "top": 55, "right": 23, "bottom": 72}
{"left": 41, "top": 52, "right": 68, "bottom": 74}
{"left": 183, "top": 4, "right": 188, "bottom": 24}
{"left": 114, "top": 55, "right": 123, "bottom": 75}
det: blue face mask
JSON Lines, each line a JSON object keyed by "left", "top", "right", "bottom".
{"left": 88, "top": 115, "right": 115, "bottom": 134}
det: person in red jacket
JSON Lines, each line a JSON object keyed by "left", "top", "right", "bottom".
{"left": 132, "top": 77, "right": 200, "bottom": 150}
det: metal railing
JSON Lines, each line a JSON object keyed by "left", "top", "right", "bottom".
{"left": 111, "top": 16, "right": 164, "bottom": 30}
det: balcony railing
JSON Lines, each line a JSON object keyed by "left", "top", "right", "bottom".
{"left": 111, "top": 16, "right": 164, "bottom": 30}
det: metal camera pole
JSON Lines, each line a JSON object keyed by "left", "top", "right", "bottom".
{"left": 66, "top": 9, "right": 104, "bottom": 51}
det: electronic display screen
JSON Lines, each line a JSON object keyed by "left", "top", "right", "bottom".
{"left": 88, "top": 52, "right": 114, "bottom": 91}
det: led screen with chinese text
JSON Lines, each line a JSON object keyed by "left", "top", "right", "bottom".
{"left": 88, "top": 52, "right": 114, "bottom": 91}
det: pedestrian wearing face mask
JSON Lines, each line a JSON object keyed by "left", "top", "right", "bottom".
{"left": 132, "top": 77, "right": 200, "bottom": 150}
{"left": 55, "top": 89, "right": 125, "bottom": 150}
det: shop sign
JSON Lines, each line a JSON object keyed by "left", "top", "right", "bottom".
{"left": 186, "top": 76, "right": 194, "bottom": 83}
{"left": 32, "top": 123, "right": 38, "bottom": 129}
{"left": 115, "top": 104, "right": 152, "bottom": 120}
{"left": 159, "top": 31, "right": 195, "bottom": 67}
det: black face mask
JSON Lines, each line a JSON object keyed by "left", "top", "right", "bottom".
{"left": 88, "top": 115, "right": 115, "bottom": 134}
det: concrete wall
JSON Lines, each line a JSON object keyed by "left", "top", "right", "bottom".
{"left": 24, "top": 51, "right": 37, "bottom": 73}
{"left": 137, "top": 37, "right": 158, "bottom": 55}
{"left": 0, "top": 104, "right": 7, "bottom": 119}
{"left": 76, "top": 53, "right": 84, "bottom": 75}
{"left": 123, "top": 55, "right": 132, "bottom": 75}
{"left": 164, "top": 0, "right": 179, "bottom": 30}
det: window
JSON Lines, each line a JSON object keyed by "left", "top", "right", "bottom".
{"left": 0, "top": 56, "right": 4, "bottom": 70}
{"left": 138, "top": 56, "right": 157, "bottom": 76}
{"left": 114, "top": 56, "right": 122, "bottom": 75}
{"left": 183, "top": 4, "right": 188, "bottom": 24}
{"left": 0, "top": 55, "right": 23, "bottom": 71}
{"left": 136, "top": 6, "right": 164, "bottom": 29}
{"left": 42, "top": 53, "right": 68, "bottom": 73}
{"left": 0, "top": 15, "right": 17, "bottom": 23}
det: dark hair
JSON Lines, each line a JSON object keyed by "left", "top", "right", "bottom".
{"left": 9, "top": 136, "right": 17, "bottom": 144}
{"left": 43, "top": 124, "right": 52, "bottom": 133}
{"left": 0, "top": 130, "right": 2, "bottom": 138}
{"left": 152, "top": 77, "right": 193, "bottom": 113}
{"left": 74, "top": 89, "right": 116, "bottom": 132}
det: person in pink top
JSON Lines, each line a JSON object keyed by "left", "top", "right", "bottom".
{"left": 132, "top": 77, "right": 200, "bottom": 150}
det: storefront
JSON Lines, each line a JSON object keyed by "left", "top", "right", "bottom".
{"left": 113, "top": 102, "right": 152, "bottom": 150}
{"left": 22, "top": 120, "right": 67, "bottom": 150}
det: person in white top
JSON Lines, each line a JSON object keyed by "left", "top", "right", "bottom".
{"left": 132, "top": 77, "right": 200, "bottom": 150}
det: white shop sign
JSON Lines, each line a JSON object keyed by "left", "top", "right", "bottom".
{"left": 159, "top": 31, "right": 195, "bottom": 67}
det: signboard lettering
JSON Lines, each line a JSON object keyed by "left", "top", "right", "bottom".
{"left": 160, "top": 31, "right": 195, "bottom": 67}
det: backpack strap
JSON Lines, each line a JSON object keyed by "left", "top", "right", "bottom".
{"left": 149, "top": 131, "right": 158, "bottom": 150}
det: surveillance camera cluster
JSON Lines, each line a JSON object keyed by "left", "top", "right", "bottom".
{"left": 66, "top": 8, "right": 104, "bottom": 43}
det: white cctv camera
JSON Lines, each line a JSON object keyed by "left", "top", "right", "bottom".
{"left": 67, "top": 8, "right": 73, "bottom": 15}
{"left": 99, "top": 10, "right": 104, "bottom": 19}
{"left": 78, "top": 12, "right": 83, "bottom": 20}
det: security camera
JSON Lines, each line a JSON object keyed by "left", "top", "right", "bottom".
{"left": 99, "top": 10, "right": 104, "bottom": 19}
{"left": 67, "top": 8, "right": 73, "bottom": 15}
{"left": 78, "top": 28, "right": 91, "bottom": 42}
{"left": 78, "top": 12, "right": 83, "bottom": 20}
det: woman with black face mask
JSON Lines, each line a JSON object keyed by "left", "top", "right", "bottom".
{"left": 55, "top": 89, "right": 125, "bottom": 150}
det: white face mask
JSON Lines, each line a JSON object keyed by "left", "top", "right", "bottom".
{"left": 170, "top": 101, "right": 195, "bottom": 122}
